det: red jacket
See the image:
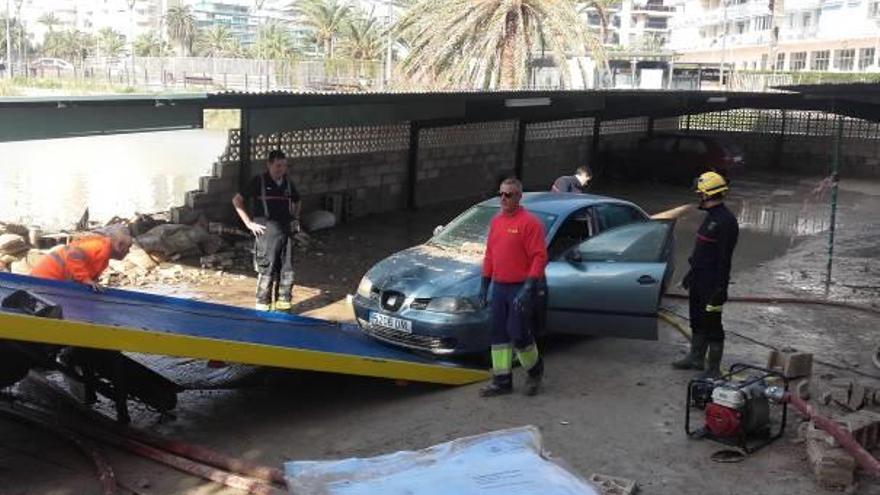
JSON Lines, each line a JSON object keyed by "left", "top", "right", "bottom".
{"left": 482, "top": 206, "right": 548, "bottom": 283}
{"left": 30, "top": 236, "right": 112, "bottom": 283}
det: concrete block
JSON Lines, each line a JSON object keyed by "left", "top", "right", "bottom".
{"left": 588, "top": 473, "right": 637, "bottom": 495}
{"left": 170, "top": 207, "right": 200, "bottom": 225}
{"left": 767, "top": 350, "right": 813, "bottom": 378}
{"left": 204, "top": 177, "right": 237, "bottom": 196}
{"left": 806, "top": 436, "right": 856, "bottom": 491}
{"left": 839, "top": 410, "right": 880, "bottom": 451}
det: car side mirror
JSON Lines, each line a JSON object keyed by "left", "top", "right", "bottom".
{"left": 565, "top": 250, "right": 583, "bottom": 263}
{"left": 433, "top": 225, "right": 444, "bottom": 236}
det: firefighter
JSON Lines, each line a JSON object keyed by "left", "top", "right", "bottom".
{"left": 551, "top": 166, "right": 592, "bottom": 193}
{"left": 672, "top": 171, "right": 739, "bottom": 379}
{"left": 232, "top": 150, "right": 302, "bottom": 312}
{"left": 30, "top": 226, "right": 132, "bottom": 291}
{"left": 478, "top": 178, "right": 548, "bottom": 397}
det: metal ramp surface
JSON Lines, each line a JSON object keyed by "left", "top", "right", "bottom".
{"left": 0, "top": 273, "right": 488, "bottom": 385}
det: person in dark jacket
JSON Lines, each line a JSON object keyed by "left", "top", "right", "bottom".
{"left": 551, "top": 166, "right": 592, "bottom": 193}
{"left": 232, "top": 150, "right": 302, "bottom": 312}
{"left": 672, "top": 171, "right": 739, "bottom": 379}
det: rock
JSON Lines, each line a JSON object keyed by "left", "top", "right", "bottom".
{"left": 124, "top": 245, "right": 160, "bottom": 272}
{"left": 0, "top": 223, "right": 29, "bottom": 237}
{"left": 806, "top": 436, "right": 856, "bottom": 491}
{"left": 0, "top": 233, "right": 28, "bottom": 256}
{"left": 588, "top": 473, "right": 637, "bottom": 495}
{"left": 0, "top": 254, "right": 18, "bottom": 265}
{"left": 838, "top": 410, "right": 880, "bottom": 451}
{"left": 136, "top": 224, "right": 224, "bottom": 258}
{"left": 10, "top": 259, "right": 32, "bottom": 275}
{"left": 303, "top": 210, "right": 336, "bottom": 232}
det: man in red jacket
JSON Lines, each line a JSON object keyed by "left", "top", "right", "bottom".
{"left": 478, "top": 178, "right": 548, "bottom": 397}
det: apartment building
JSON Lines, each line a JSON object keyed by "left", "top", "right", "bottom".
{"left": 19, "top": 0, "right": 162, "bottom": 45}
{"left": 669, "top": 0, "right": 880, "bottom": 72}
{"left": 581, "top": 0, "right": 676, "bottom": 50}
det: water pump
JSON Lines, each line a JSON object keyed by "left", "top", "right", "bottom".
{"left": 686, "top": 363, "right": 789, "bottom": 454}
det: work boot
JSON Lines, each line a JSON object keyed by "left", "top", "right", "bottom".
{"left": 524, "top": 374, "right": 542, "bottom": 396}
{"left": 699, "top": 341, "right": 724, "bottom": 380}
{"left": 672, "top": 333, "right": 708, "bottom": 370}
{"left": 479, "top": 382, "right": 512, "bottom": 398}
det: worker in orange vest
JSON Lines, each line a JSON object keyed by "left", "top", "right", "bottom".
{"left": 30, "top": 227, "right": 133, "bottom": 291}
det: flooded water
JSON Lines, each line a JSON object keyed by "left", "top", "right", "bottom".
{"left": 0, "top": 129, "right": 229, "bottom": 230}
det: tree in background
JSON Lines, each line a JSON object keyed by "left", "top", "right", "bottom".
{"left": 396, "top": 0, "right": 604, "bottom": 89}
{"left": 97, "top": 27, "right": 126, "bottom": 59}
{"left": 341, "top": 8, "right": 382, "bottom": 60}
{"left": 37, "top": 13, "right": 61, "bottom": 35}
{"left": 1, "top": 16, "right": 30, "bottom": 62}
{"left": 165, "top": 2, "right": 197, "bottom": 56}
{"left": 253, "top": 21, "right": 294, "bottom": 60}
{"left": 290, "top": 0, "right": 353, "bottom": 58}
{"left": 197, "top": 25, "right": 236, "bottom": 57}
{"left": 133, "top": 30, "right": 169, "bottom": 57}
{"left": 41, "top": 29, "right": 93, "bottom": 68}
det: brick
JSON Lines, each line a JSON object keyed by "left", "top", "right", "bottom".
{"left": 767, "top": 350, "right": 813, "bottom": 378}
{"left": 806, "top": 436, "right": 856, "bottom": 491}
{"left": 839, "top": 410, "right": 880, "bottom": 451}
{"left": 588, "top": 473, "right": 637, "bottom": 495}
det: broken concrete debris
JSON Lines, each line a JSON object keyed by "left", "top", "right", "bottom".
{"left": 588, "top": 474, "right": 638, "bottom": 495}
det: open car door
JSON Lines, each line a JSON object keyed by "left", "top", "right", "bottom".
{"left": 545, "top": 220, "right": 675, "bottom": 340}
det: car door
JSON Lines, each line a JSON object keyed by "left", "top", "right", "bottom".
{"left": 545, "top": 220, "right": 675, "bottom": 340}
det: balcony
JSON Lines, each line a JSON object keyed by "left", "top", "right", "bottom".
{"left": 631, "top": 4, "right": 678, "bottom": 15}
{"left": 784, "top": 0, "right": 822, "bottom": 9}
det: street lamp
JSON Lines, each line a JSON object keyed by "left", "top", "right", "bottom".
{"left": 127, "top": 0, "right": 137, "bottom": 86}
{"left": 5, "top": 0, "right": 11, "bottom": 79}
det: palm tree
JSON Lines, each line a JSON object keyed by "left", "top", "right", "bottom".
{"left": 577, "top": 0, "right": 618, "bottom": 46}
{"left": 97, "top": 27, "right": 125, "bottom": 59}
{"left": 133, "top": 30, "right": 168, "bottom": 57}
{"left": 342, "top": 9, "right": 382, "bottom": 60}
{"left": 396, "top": 0, "right": 605, "bottom": 90}
{"left": 165, "top": 2, "right": 197, "bottom": 56}
{"left": 254, "top": 21, "right": 293, "bottom": 60}
{"left": 289, "top": 0, "right": 353, "bottom": 58}
{"left": 197, "top": 25, "right": 235, "bottom": 57}
{"left": 42, "top": 29, "right": 93, "bottom": 68}
{"left": 38, "top": 13, "right": 61, "bottom": 34}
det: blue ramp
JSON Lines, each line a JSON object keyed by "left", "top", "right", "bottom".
{"left": 0, "top": 273, "right": 488, "bottom": 385}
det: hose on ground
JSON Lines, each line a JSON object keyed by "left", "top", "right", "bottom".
{"left": 0, "top": 401, "right": 118, "bottom": 495}
{"left": 658, "top": 308, "right": 880, "bottom": 380}
{"left": 1, "top": 399, "right": 286, "bottom": 495}
{"left": 664, "top": 293, "right": 880, "bottom": 317}
{"left": 26, "top": 372, "right": 287, "bottom": 487}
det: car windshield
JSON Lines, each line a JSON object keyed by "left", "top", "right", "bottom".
{"left": 429, "top": 205, "right": 557, "bottom": 253}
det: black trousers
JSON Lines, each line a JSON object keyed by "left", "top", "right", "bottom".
{"left": 689, "top": 271, "right": 725, "bottom": 343}
{"left": 254, "top": 219, "right": 294, "bottom": 306}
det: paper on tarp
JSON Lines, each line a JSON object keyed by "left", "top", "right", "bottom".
{"left": 284, "top": 426, "right": 600, "bottom": 495}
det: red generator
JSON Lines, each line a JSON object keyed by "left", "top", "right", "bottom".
{"left": 686, "top": 363, "right": 789, "bottom": 454}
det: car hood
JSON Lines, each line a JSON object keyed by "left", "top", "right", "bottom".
{"left": 365, "top": 244, "right": 483, "bottom": 298}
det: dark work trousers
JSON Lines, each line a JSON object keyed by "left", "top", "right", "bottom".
{"left": 490, "top": 282, "right": 544, "bottom": 389}
{"left": 253, "top": 219, "right": 294, "bottom": 307}
{"left": 689, "top": 271, "right": 724, "bottom": 343}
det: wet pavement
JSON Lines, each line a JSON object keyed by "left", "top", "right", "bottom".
{"left": 5, "top": 170, "right": 880, "bottom": 494}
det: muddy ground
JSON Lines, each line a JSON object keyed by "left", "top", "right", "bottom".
{"left": 2, "top": 170, "right": 879, "bottom": 494}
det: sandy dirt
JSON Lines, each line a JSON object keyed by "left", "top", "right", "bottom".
{"left": 3, "top": 171, "right": 880, "bottom": 494}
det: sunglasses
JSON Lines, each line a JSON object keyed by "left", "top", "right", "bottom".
{"left": 499, "top": 191, "right": 518, "bottom": 198}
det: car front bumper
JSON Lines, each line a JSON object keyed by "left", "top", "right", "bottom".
{"left": 352, "top": 295, "right": 490, "bottom": 355}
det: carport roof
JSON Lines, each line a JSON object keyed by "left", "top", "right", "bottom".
{"left": 0, "top": 87, "right": 877, "bottom": 141}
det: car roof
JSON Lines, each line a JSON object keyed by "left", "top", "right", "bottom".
{"left": 478, "top": 192, "right": 639, "bottom": 217}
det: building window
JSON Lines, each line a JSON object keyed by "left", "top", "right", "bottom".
{"left": 761, "top": 54, "right": 769, "bottom": 69}
{"left": 834, "top": 49, "right": 855, "bottom": 71}
{"left": 755, "top": 15, "right": 772, "bottom": 30}
{"left": 870, "top": 0, "right": 880, "bottom": 16}
{"left": 735, "top": 20, "right": 747, "bottom": 33}
{"left": 791, "top": 51, "right": 807, "bottom": 70}
{"left": 803, "top": 12, "right": 812, "bottom": 26}
{"left": 859, "top": 48, "right": 876, "bottom": 70}
{"left": 811, "top": 50, "right": 830, "bottom": 70}
{"left": 776, "top": 52, "right": 786, "bottom": 70}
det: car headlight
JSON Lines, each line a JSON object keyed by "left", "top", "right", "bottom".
{"left": 425, "top": 297, "right": 477, "bottom": 314}
{"left": 356, "top": 276, "right": 373, "bottom": 299}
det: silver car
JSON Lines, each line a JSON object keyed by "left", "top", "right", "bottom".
{"left": 353, "top": 193, "right": 675, "bottom": 355}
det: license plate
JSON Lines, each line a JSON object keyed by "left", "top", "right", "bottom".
{"left": 370, "top": 312, "right": 413, "bottom": 334}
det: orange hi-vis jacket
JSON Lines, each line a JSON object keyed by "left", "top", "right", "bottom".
{"left": 30, "top": 236, "right": 113, "bottom": 282}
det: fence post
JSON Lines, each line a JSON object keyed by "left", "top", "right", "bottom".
{"left": 825, "top": 114, "right": 843, "bottom": 290}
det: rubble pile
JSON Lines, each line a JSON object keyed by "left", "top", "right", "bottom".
{"left": 0, "top": 216, "right": 318, "bottom": 288}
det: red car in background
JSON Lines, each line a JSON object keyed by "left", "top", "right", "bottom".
{"left": 604, "top": 133, "right": 745, "bottom": 183}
